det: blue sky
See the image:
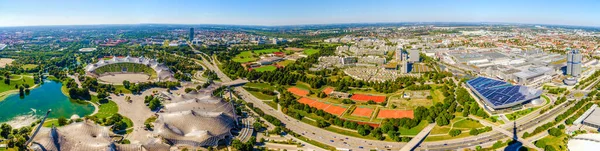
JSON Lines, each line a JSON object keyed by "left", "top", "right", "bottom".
{"left": 0, "top": 0, "right": 598, "bottom": 27}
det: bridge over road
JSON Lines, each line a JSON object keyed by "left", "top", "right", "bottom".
{"left": 400, "top": 123, "right": 436, "bottom": 151}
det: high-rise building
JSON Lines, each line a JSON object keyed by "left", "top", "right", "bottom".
{"left": 189, "top": 28, "right": 194, "bottom": 42}
{"left": 567, "top": 49, "right": 582, "bottom": 77}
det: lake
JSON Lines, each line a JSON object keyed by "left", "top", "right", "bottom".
{"left": 0, "top": 80, "right": 95, "bottom": 126}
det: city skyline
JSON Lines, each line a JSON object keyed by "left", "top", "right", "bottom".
{"left": 1, "top": 0, "right": 599, "bottom": 27}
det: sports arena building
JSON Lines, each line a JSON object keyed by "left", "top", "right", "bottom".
{"left": 30, "top": 121, "right": 170, "bottom": 151}
{"left": 568, "top": 134, "right": 600, "bottom": 151}
{"left": 85, "top": 56, "right": 175, "bottom": 81}
{"left": 153, "top": 85, "right": 237, "bottom": 147}
{"left": 466, "top": 76, "right": 542, "bottom": 112}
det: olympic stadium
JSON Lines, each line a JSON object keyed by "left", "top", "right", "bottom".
{"left": 85, "top": 56, "right": 175, "bottom": 84}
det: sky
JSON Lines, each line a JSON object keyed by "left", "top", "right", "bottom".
{"left": 0, "top": 0, "right": 599, "bottom": 27}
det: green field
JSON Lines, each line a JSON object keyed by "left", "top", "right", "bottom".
{"left": 397, "top": 120, "right": 429, "bottom": 135}
{"left": 42, "top": 119, "right": 60, "bottom": 127}
{"left": 0, "top": 74, "right": 35, "bottom": 93}
{"left": 93, "top": 62, "right": 157, "bottom": 79}
{"left": 91, "top": 96, "right": 119, "bottom": 119}
{"left": 453, "top": 119, "right": 484, "bottom": 129}
{"left": 294, "top": 82, "right": 312, "bottom": 91}
{"left": 247, "top": 89, "right": 276, "bottom": 100}
{"left": 253, "top": 65, "right": 277, "bottom": 72}
{"left": 232, "top": 51, "right": 257, "bottom": 63}
{"left": 506, "top": 107, "right": 537, "bottom": 120}
{"left": 254, "top": 48, "right": 281, "bottom": 54}
{"left": 534, "top": 133, "right": 567, "bottom": 150}
{"left": 277, "top": 60, "right": 295, "bottom": 67}
{"left": 22, "top": 64, "right": 38, "bottom": 70}
{"left": 114, "top": 85, "right": 132, "bottom": 94}
{"left": 303, "top": 49, "right": 320, "bottom": 55}
{"left": 425, "top": 131, "right": 470, "bottom": 141}
{"left": 233, "top": 49, "right": 283, "bottom": 63}
{"left": 245, "top": 82, "right": 276, "bottom": 90}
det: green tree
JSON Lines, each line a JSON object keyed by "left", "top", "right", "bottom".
{"left": 0, "top": 123, "right": 12, "bottom": 138}
{"left": 58, "top": 117, "right": 68, "bottom": 126}
{"left": 448, "top": 129, "right": 461, "bottom": 137}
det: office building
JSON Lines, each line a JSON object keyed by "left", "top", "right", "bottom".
{"left": 567, "top": 49, "right": 582, "bottom": 77}
{"left": 189, "top": 28, "right": 194, "bottom": 42}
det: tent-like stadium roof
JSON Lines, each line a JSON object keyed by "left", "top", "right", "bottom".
{"left": 153, "top": 88, "right": 236, "bottom": 147}
{"left": 30, "top": 121, "right": 141, "bottom": 151}
{"left": 568, "top": 134, "right": 600, "bottom": 151}
{"left": 85, "top": 56, "right": 175, "bottom": 81}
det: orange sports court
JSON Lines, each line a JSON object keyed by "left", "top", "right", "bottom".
{"left": 376, "top": 109, "right": 414, "bottom": 119}
{"left": 287, "top": 87, "right": 309, "bottom": 96}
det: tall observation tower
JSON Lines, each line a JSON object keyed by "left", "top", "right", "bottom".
{"left": 189, "top": 28, "right": 194, "bottom": 42}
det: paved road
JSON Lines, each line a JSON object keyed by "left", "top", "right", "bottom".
{"left": 188, "top": 45, "right": 578, "bottom": 151}
{"left": 188, "top": 46, "right": 404, "bottom": 150}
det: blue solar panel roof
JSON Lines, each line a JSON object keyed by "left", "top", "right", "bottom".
{"left": 466, "top": 77, "right": 541, "bottom": 109}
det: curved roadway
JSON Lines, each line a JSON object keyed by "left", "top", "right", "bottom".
{"left": 188, "top": 45, "right": 574, "bottom": 151}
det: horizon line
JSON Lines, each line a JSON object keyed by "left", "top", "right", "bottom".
{"left": 1, "top": 21, "right": 599, "bottom": 29}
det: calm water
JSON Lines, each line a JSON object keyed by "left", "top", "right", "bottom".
{"left": 0, "top": 80, "right": 95, "bottom": 123}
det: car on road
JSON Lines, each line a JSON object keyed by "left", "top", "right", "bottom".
{"left": 358, "top": 146, "right": 363, "bottom": 149}
{"left": 330, "top": 140, "right": 334, "bottom": 142}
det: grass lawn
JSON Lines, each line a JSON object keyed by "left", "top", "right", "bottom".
{"left": 232, "top": 51, "right": 257, "bottom": 63}
{"left": 303, "top": 49, "right": 320, "bottom": 55}
{"left": 254, "top": 48, "right": 281, "bottom": 54}
{"left": 93, "top": 97, "right": 119, "bottom": 119}
{"left": 245, "top": 82, "right": 276, "bottom": 90}
{"left": 425, "top": 131, "right": 470, "bottom": 141}
{"left": 264, "top": 101, "right": 278, "bottom": 109}
{"left": 430, "top": 126, "right": 451, "bottom": 135}
{"left": 453, "top": 118, "right": 484, "bottom": 129}
{"left": 42, "top": 119, "right": 60, "bottom": 127}
{"left": 505, "top": 107, "right": 538, "bottom": 121}
{"left": 397, "top": 121, "right": 429, "bottom": 136}
{"left": 232, "top": 49, "right": 283, "bottom": 63}
{"left": 294, "top": 82, "right": 312, "bottom": 91}
{"left": 22, "top": 64, "right": 38, "bottom": 70}
{"left": 276, "top": 60, "right": 295, "bottom": 67}
{"left": 247, "top": 89, "right": 275, "bottom": 100}
{"left": 534, "top": 134, "right": 567, "bottom": 150}
{"left": 0, "top": 74, "right": 35, "bottom": 93}
{"left": 114, "top": 85, "right": 132, "bottom": 94}
{"left": 253, "top": 65, "right": 277, "bottom": 72}
{"left": 430, "top": 88, "right": 446, "bottom": 104}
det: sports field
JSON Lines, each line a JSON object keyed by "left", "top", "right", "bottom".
{"left": 233, "top": 49, "right": 283, "bottom": 63}
{"left": 351, "top": 107, "right": 373, "bottom": 117}
{"left": 376, "top": 109, "right": 414, "bottom": 119}
{"left": 288, "top": 87, "right": 309, "bottom": 96}
{"left": 253, "top": 65, "right": 277, "bottom": 72}
{"left": 297, "top": 97, "right": 347, "bottom": 116}
{"left": 98, "top": 73, "right": 151, "bottom": 84}
{"left": 303, "top": 49, "right": 320, "bottom": 55}
{"left": 322, "top": 87, "right": 334, "bottom": 95}
{"left": 232, "top": 51, "right": 257, "bottom": 63}
{"left": 350, "top": 94, "right": 386, "bottom": 103}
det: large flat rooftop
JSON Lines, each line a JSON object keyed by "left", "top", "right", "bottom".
{"left": 466, "top": 77, "right": 541, "bottom": 110}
